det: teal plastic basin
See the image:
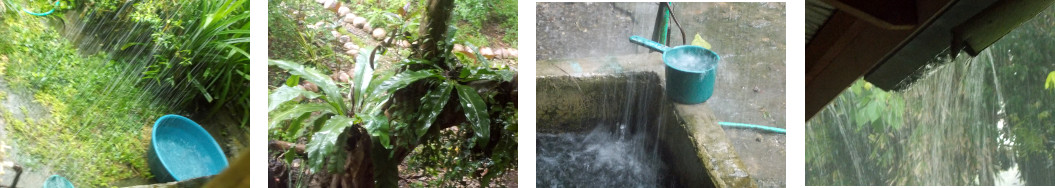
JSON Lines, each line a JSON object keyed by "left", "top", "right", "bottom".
{"left": 147, "top": 114, "right": 228, "bottom": 182}
{"left": 43, "top": 175, "right": 73, "bottom": 188}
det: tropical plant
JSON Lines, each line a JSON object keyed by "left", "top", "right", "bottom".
{"left": 268, "top": 27, "right": 516, "bottom": 186}
{"left": 138, "top": 0, "right": 250, "bottom": 123}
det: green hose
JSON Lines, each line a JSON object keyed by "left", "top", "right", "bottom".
{"left": 23, "top": 1, "right": 59, "bottom": 16}
{"left": 719, "top": 121, "right": 786, "bottom": 134}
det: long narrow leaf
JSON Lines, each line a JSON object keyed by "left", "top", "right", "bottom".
{"left": 363, "top": 70, "right": 440, "bottom": 114}
{"left": 455, "top": 84, "right": 490, "bottom": 147}
{"left": 353, "top": 48, "right": 375, "bottom": 109}
{"left": 415, "top": 80, "right": 453, "bottom": 142}
{"left": 269, "top": 60, "right": 346, "bottom": 115}
{"left": 268, "top": 85, "right": 320, "bottom": 111}
{"left": 268, "top": 103, "right": 335, "bottom": 130}
{"left": 306, "top": 115, "right": 355, "bottom": 172}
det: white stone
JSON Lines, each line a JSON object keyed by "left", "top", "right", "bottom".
{"left": 331, "top": 31, "right": 340, "bottom": 38}
{"left": 338, "top": 35, "right": 350, "bottom": 43}
{"left": 507, "top": 48, "right": 518, "bottom": 58}
{"left": 338, "top": 7, "right": 351, "bottom": 17}
{"left": 497, "top": 49, "right": 508, "bottom": 59}
{"left": 372, "top": 28, "right": 386, "bottom": 39}
{"left": 344, "top": 42, "right": 356, "bottom": 50}
{"left": 453, "top": 44, "right": 465, "bottom": 53}
{"left": 352, "top": 17, "right": 367, "bottom": 28}
{"left": 323, "top": 0, "right": 336, "bottom": 10}
{"left": 346, "top": 49, "right": 359, "bottom": 57}
{"left": 363, "top": 24, "right": 373, "bottom": 32}
{"left": 480, "top": 47, "right": 495, "bottom": 59}
{"left": 343, "top": 14, "right": 356, "bottom": 24}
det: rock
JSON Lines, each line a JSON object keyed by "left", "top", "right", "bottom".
{"left": 338, "top": 35, "right": 350, "bottom": 43}
{"left": 343, "top": 14, "right": 356, "bottom": 24}
{"left": 353, "top": 17, "right": 367, "bottom": 28}
{"left": 315, "top": 21, "right": 326, "bottom": 29}
{"left": 363, "top": 24, "right": 373, "bottom": 33}
{"left": 480, "top": 47, "right": 495, "bottom": 59}
{"left": 331, "top": 71, "right": 350, "bottom": 83}
{"left": 336, "top": 71, "right": 350, "bottom": 83}
{"left": 507, "top": 48, "right": 518, "bottom": 58}
{"left": 350, "top": 42, "right": 362, "bottom": 50}
{"left": 322, "top": 0, "right": 336, "bottom": 10}
{"left": 372, "top": 28, "right": 386, "bottom": 39}
{"left": 338, "top": 7, "right": 351, "bottom": 17}
{"left": 494, "top": 48, "right": 506, "bottom": 59}
{"left": 397, "top": 40, "right": 410, "bottom": 48}
{"left": 301, "top": 81, "right": 319, "bottom": 93}
{"left": 453, "top": 44, "right": 465, "bottom": 53}
{"left": 315, "top": 0, "right": 324, "bottom": 4}
{"left": 331, "top": 31, "right": 340, "bottom": 38}
{"left": 345, "top": 49, "right": 359, "bottom": 57}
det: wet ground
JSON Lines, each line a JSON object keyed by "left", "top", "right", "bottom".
{"left": 537, "top": 2, "right": 786, "bottom": 186}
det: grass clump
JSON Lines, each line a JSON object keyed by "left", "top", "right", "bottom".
{"left": 0, "top": 7, "right": 167, "bottom": 187}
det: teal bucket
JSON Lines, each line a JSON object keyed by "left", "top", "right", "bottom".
{"left": 630, "top": 36, "right": 719, "bottom": 104}
{"left": 43, "top": 175, "right": 73, "bottom": 188}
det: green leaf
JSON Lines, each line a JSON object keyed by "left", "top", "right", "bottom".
{"left": 285, "top": 112, "right": 311, "bottom": 141}
{"left": 1045, "top": 71, "right": 1055, "bottom": 90}
{"left": 268, "top": 85, "right": 320, "bottom": 112}
{"left": 268, "top": 103, "right": 335, "bottom": 130}
{"left": 269, "top": 60, "right": 346, "bottom": 115}
{"left": 285, "top": 75, "right": 300, "bottom": 87}
{"left": 459, "top": 66, "right": 514, "bottom": 82}
{"left": 361, "top": 114, "right": 392, "bottom": 149}
{"left": 306, "top": 115, "right": 355, "bottom": 172}
{"left": 415, "top": 80, "right": 454, "bottom": 142}
{"left": 455, "top": 84, "right": 490, "bottom": 147}
{"left": 692, "top": 33, "right": 712, "bottom": 49}
{"left": 353, "top": 48, "right": 375, "bottom": 109}
{"left": 363, "top": 70, "right": 440, "bottom": 114}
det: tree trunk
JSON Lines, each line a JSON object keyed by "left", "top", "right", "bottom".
{"left": 416, "top": 0, "right": 456, "bottom": 68}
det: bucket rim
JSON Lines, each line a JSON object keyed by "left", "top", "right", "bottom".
{"left": 662, "top": 45, "right": 720, "bottom": 74}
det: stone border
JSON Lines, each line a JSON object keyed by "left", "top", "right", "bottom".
{"left": 309, "top": 0, "right": 518, "bottom": 59}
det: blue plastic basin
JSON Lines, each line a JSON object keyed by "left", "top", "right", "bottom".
{"left": 147, "top": 114, "right": 228, "bottom": 182}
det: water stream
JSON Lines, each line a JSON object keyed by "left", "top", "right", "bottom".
{"left": 537, "top": 124, "right": 670, "bottom": 187}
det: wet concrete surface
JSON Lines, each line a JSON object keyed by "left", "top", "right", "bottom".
{"left": 537, "top": 2, "right": 785, "bottom": 187}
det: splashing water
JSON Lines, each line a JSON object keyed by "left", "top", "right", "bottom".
{"left": 537, "top": 125, "right": 671, "bottom": 187}
{"left": 806, "top": 49, "right": 1012, "bottom": 185}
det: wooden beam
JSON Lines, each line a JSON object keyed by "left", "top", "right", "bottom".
{"left": 805, "top": 11, "right": 914, "bottom": 120}
{"left": 823, "top": 0, "right": 918, "bottom": 29}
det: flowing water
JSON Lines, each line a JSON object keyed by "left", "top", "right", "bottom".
{"left": 807, "top": 49, "right": 1009, "bottom": 185}
{"left": 537, "top": 124, "right": 671, "bottom": 187}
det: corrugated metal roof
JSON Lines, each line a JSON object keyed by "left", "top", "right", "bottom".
{"left": 806, "top": 0, "right": 834, "bottom": 44}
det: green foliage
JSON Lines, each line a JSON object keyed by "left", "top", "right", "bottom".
{"left": 268, "top": 33, "right": 516, "bottom": 187}
{"left": 450, "top": 0, "right": 518, "bottom": 46}
{"left": 0, "top": 12, "right": 168, "bottom": 186}
{"left": 136, "top": 0, "right": 250, "bottom": 121}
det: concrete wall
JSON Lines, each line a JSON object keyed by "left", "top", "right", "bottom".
{"left": 536, "top": 72, "right": 755, "bottom": 187}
